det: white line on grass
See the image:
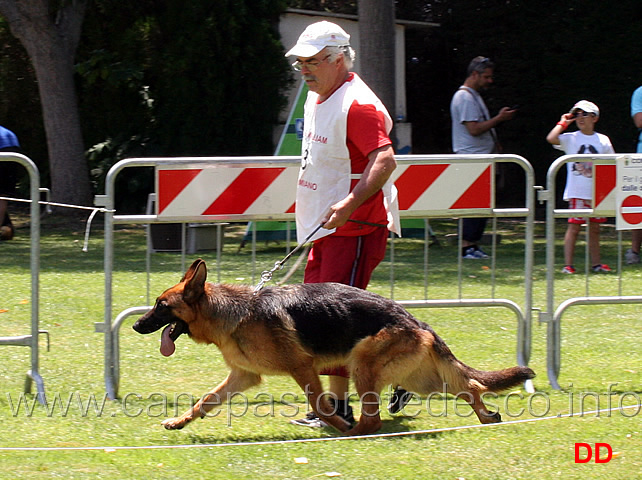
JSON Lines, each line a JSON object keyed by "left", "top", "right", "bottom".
{"left": 0, "top": 404, "right": 638, "bottom": 452}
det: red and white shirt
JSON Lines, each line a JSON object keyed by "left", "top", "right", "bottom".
{"left": 296, "top": 73, "right": 400, "bottom": 242}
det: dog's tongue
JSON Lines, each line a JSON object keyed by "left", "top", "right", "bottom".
{"left": 160, "top": 324, "right": 176, "bottom": 357}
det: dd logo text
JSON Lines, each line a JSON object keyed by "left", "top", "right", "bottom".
{"left": 574, "top": 443, "right": 613, "bottom": 463}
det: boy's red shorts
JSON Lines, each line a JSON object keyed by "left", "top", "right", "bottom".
{"left": 567, "top": 198, "right": 607, "bottom": 224}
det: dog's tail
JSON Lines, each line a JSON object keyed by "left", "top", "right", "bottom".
{"left": 466, "top": 365, "right": 535, "bottom": 392}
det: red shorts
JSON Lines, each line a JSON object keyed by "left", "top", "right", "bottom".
{"left": 304, "top": 227, "right": 389, "bottom": 377}
{"left": 304, "top": 227, "right": 388, "bottom": 288}
{"left": 567, "top": 198, "right": 606, "bottom": 224}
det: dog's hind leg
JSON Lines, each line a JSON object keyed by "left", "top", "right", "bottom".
{"left": 346, "top": 371, "right": 383, "bottom": 436}
{"left": 291, "top": 369, "right": 352, "bottom": 433}
{"left": 462, "top": 386, "right": 502, "bottom": 424}
{"left": 161, "top": 368, "right": 261, "bottom": 430}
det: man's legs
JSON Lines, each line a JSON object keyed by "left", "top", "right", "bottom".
{"left": 0, "top": 199, "right": 14, "bottom": 240}
{"left": 0, "top": 162, "right": 17, "bottom": 241}
{"left": 291, "top": 228, "right": 388, "bottom": 427}
{"left": 461, "top": 218, "right": 488, "bottom": 258}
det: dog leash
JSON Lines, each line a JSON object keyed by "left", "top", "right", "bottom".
{"left": 252, "top": 218, "right": 387, "bottom": 293}
{"left": 253, "top": 223, "right": 324, "bottom": 293}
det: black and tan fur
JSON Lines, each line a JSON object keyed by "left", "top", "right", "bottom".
{"left": 133, "top": 259, "right": 535, "bottom": 435}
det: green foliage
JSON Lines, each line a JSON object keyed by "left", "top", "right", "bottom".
{"left": 148, "top": 0, "right": 292, "bottom": 156}
{"left": 75, "top": 0, "right": 291, "bottom": 211}
{"left": 77, "top": 0, "right": 292, "bottom": 157}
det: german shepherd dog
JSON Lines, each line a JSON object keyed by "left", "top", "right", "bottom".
{"left": 133, "top": 259, "right": 535, "bottom": 435}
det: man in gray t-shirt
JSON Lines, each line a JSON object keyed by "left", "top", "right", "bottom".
{"left": 450, "top": 56, "right": 516, "bottom": 258}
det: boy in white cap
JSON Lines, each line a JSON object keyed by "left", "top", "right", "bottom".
{"left": 285, "top": 21, "right": 403, "bottom": 428}
{"left": 546, "top": 100, "right": 614, "bottom": 274}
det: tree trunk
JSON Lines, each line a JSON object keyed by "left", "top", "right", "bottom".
{"left": 0, "top": 0, "right": 91, "bottom": 208}
{"left": 357, "top": 0, "right": 396, "bottom": 117}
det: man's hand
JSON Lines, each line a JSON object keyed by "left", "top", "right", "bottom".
{"left": 322, "top": 144, "right": 396, "bottom": 230}
{"left": 497, "top": 106, "right": 517, "bottom": 122}
{"left": 321, "top": 199, "right": 354, "bottom": 230}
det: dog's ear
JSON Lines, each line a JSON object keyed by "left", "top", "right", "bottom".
{"left": 181, "top": 258, "right": 204, "bottom": 283}
{"left": 183, "top": 259, "right": 207, "bottom": 304}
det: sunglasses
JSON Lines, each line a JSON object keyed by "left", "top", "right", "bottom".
{"left": 292, "top": 54, "right": 332, "bottom": 72}
{"left": 472, "top": 57, "right": 492, "bottom": 73}
{"left": 573, "top": 111, "right": 595, "bottom": 117}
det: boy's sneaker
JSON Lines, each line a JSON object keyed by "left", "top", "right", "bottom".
{"left": 592, "top": 264, "right": 612, "bottom": 273}
{"left": 625, "top": 249, "right": 640, "bottom": 265}
{"left": 462, "top": 246, "right": 489, "bottom": 259}
{"left": 561, "top": 265, "right": 576, "bottom": 274}
{"left": 388, "top": 387, "right": 414, "bottom": 414}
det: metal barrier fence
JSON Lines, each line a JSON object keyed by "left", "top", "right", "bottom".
{"left": 5, "top": 152, "right": 638, "bottom": 400}
{"left": 541, "top": 154, "right": 642, "bottom": 389}
{"left": 95, "top": 154, "right": 536, "bottom": 399}
{"left": 0, "top": 153, "right": 46, "bottom": 403}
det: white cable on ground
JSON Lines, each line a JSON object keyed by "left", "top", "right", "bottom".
{"left": 0, "top": 403, "right": 638, "bottom": 452}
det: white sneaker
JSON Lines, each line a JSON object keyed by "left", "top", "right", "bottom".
{"left": 625, "top": 249, "right": 640, "bottom": 265}
{"left": 289, "top": 412, "right": 327, "bottom": 428}
{"left": 289, "top": 405, "right": 355, "bottom": 428}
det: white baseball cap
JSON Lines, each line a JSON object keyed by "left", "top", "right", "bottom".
{"left": 571, "top": 100, "right": 600, "bottom": 116}
{"left": 285, "top": 21, "right": 350, "bottom": 58}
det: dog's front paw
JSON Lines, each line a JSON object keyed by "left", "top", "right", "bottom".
{"left": 161, "top": 417, "right": 189, "bottom": 430}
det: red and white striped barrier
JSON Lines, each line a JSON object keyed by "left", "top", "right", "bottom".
{"left": 593, "top": 164, "right": 616, "bottom": 215}
{"left": 156, "top": 167, "right": 297, "bottom": 218}
{"left": 156, "top": 161, "right": 494, "bottom": 219}
{"left": 392, "top": 163, "right": 492, "bottom": 211}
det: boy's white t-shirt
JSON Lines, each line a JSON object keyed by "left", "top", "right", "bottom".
{"left": 555, "top": 131, "right": 614, "bottom": 200}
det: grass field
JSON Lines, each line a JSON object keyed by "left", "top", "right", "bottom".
{"left": 0, "top": 213, "right": 640, "bottom": 479}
